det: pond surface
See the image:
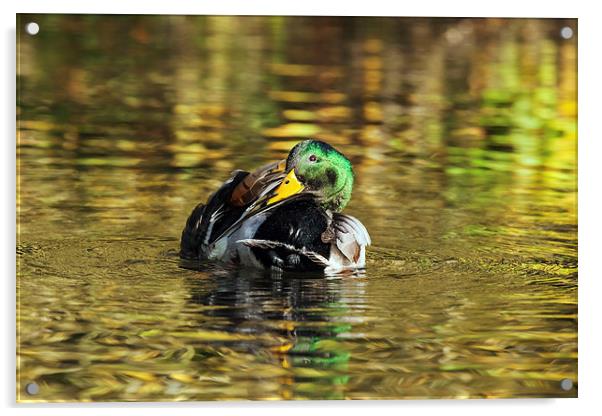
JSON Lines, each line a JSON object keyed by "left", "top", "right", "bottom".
{"left": 17, "top": 15, "right": 577, "bottom": 401}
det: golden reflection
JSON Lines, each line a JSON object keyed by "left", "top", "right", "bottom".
{"left": 17, "top": 15, "right": 576, "bottom": 402}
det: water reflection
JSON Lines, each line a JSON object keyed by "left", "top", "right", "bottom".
{"left": 185, "top": 268, "right": 359, "bottom": 399}
{"left": 17, "top": 15, "right": 576, "bottom": 401}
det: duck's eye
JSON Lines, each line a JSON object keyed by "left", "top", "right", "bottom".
{"left": 309, "top": 154, "right": 317, "bottom": 162}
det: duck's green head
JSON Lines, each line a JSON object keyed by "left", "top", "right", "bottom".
{"left": 269, "top": 140, "right": 354, "bottom": 212}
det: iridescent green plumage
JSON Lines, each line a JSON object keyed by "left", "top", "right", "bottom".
{"left": 284, "top": 140, "right": 354, "bottom": 212}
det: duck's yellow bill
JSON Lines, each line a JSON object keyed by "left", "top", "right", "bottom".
{"left": 267, "top": 169, "right": 305, "bottom": 205}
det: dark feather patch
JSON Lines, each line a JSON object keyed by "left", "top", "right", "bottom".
{"left": 251, "top": 198, "right": 331, "bottom": 271}
{"left": 325, "top": 168, "right": 337, "bottom": 185}
{"left": 180, "top": 170, "right": 248, "bottom": 259}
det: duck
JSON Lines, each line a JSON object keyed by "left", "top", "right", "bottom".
{"left": 180, "top": 139, "right": 370, "bottom": 274}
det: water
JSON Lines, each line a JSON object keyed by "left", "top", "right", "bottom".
{"left": 17, "top": 15, "right": 577, "bottom": 401}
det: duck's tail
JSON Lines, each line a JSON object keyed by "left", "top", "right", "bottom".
{"left": 179, "top": 203, "right": 206, "bottom": 259}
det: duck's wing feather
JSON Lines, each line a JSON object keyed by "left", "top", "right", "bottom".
{"left": 180, "top": 170, "right": 248, "bottom": 258}
{"left": 238, "top": 239, "right": 331, "bottom": 267}
{"left": 180, "top": 202, "right": 206, "bottom": 259}
{"left": 208, "top": 160, "right": 307, "bottom": 246}
{"left": 229, "top": 160, "right": 286, "bottom": 207}
{"left": 329, "top": 213, "right": 371, "bottom": 270}
{"left": 180, "top": 160, "right": 288, "bottom": 259}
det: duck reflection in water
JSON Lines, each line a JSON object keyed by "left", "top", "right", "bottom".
{"left": 181, "top": 264, "right": 367, "bottom": 398}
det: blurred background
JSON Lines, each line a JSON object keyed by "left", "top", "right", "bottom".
{"left": 17, "top": 15, "right": 576, "bottom": 401}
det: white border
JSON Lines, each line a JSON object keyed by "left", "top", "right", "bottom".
{"left": 8, "top": 0, "right": 583, "bottom": 17}
{"left": 3, "top": 1, "right": 600, "bottom": 415}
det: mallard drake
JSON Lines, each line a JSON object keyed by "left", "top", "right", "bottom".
{"left": 180, "top": 140, "right": 370, "bottom": 274}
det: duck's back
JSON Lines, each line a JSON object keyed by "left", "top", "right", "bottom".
{"left": 180, "top": 160, "right": 287, "bottom": 260}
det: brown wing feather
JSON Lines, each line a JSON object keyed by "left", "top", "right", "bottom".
{"left": 230, "top": 159, "right": 286, "bottom": 207}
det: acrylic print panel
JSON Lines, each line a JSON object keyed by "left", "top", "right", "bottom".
{"left": 16, "top": 14, "right": 577, "bottom": 402}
